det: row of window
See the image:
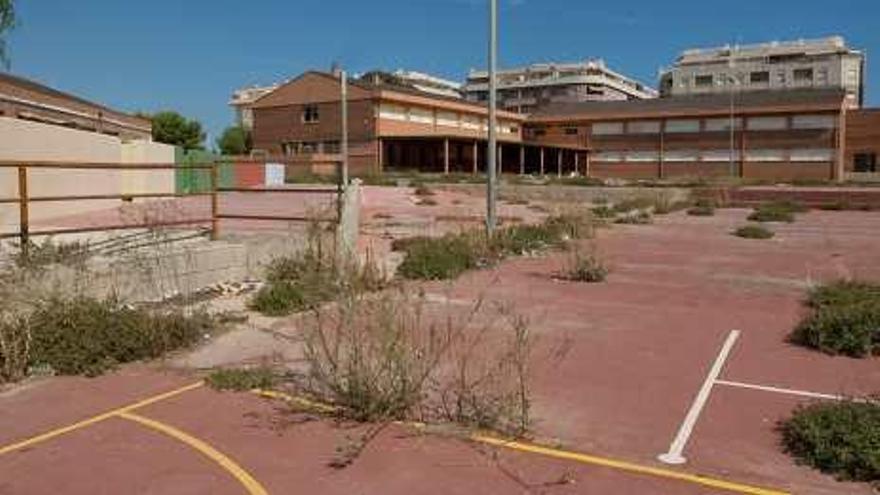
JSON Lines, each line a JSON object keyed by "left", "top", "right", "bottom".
{"left": 593, "top": 148, "right": 834, "bottom": 163}
{"left": 591, "top": 114, "right": 836, "bottom": 136}
{"left": 283, "top": 140, "right": 340, "bottom": 155}
{"left": 378, "top": 103, "right": 519, "bottom": 134}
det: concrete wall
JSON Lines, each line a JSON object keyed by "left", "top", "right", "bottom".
{"left": 0, "top": 117, "right": 175, "bottom": 234}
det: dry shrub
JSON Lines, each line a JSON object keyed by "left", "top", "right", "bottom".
{"left": 299, "top": 287, "right": 533, "bottom": 437}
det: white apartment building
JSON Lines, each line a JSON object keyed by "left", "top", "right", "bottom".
{"left": 463, "top": 59, "right": 657, "bottom": 114}
{"left": 229, "top": 83, "right": 280, "bottom": 130}
{"left": 660, "top": 36, "right": 864, "bottom": 108}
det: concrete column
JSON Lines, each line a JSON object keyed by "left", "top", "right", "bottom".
{"left": 557, "top": 149, "right": 563, "bottom": 177}
{"left": 473, "top": 141, "right": 479, "bottom": 174}
{"left": 498, "top": 144, "right": 504, "bottom": 175}
{"left": 540, "top": 148, "right": 545, "bottom": 175}
{"left": 336, "top": 179, "right": 361, "bottom": 268}
{"left": 377, "top": 138, "right": 384, "bottom": 173}
{"left": 519, "top": 145, "right": 525, "bottom": 175}
{"left": 443, "top": 138, "right": 450, "bottom": 175}
{"left": 574, "top": 152, "right": 579, "bottom": 176}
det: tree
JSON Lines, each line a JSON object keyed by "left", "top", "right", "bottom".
{"left": 0, "top": 0, "right": 16, "bottom": 68}
{"left": 216, "top": 125, "right": 251, "bottom": 155}
{"left": 148, "top": 111, "right": 205, "bottom": 150}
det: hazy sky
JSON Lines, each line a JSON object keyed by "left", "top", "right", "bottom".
{"left": 6, "top": 0, "right": 877, "bottom": 144}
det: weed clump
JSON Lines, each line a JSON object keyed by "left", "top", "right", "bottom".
{"left": 1, "top": 296, "right": 213, "bottom": 378}
{"left": 733, "top": 224, "right": 774, "bottom": 239}
{"left": 397, "top": 212, "right": 595, "bottom": 280}
{"left": 747, "top": 200, "right": 807, "bottom": 223}
{"left": 206, "top": 367, "right": 278, "bottom": 391}
{"left": 561, "top": 243, "right": 608, "bottom": 283}
{"left": 779, "top": 399, "right": 880, "bottom": 483}
{"left": 790, "top": 280, "right": 880, "bottom": 357}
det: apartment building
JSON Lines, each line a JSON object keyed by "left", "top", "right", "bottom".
{"left": 463, "top": 60, "right": 657, "bottom": 114}
{"left": 659, "top": 37, "right": 865, "bottom": 108}
{"left": 230, "top": 83, "right": 280, "bottom": 130}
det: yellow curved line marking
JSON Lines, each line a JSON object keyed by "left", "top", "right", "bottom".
{"left": 253, "top": 389, "right": 789, "bottom": 495}
{"left": 0, "top": 381, "right": 204, "bottom": 456}
{"left": 472, "top": 435, "right": 789, "bottom": 495}
{"left": 118, "top": 411, "right": 268, "bottom": 495}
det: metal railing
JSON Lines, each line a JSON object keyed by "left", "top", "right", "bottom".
{"left": 0, "top": 160, "right": 342, "bottom": 257}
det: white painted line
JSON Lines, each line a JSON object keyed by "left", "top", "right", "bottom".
{"left": 658, "top": 330, "right": 740, "bottom": 465}
{"left": 715, "top": 379, "right": 848, "bottom": 402}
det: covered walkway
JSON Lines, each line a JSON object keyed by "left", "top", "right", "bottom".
{"left": 378, "top": 137, "right": 589, "bottom": 177}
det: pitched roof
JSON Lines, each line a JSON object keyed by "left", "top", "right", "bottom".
{"left": 529, "top": 89, "right": 846, "bottom": 122}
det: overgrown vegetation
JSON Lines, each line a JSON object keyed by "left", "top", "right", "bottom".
{"left": 733, "top": 224, "right": 775, "bottom": 239}
{"left": 396, "top": 211, "right": 595, "bottom": 281}
{"left": 779, "top": 399, "right": 880, "bottom": 483}
{"left": 790, "top": 280, "right": 880, "bottom": 357}
{"left": 0, "top": 296, "right": 213, "bottom": 379}
{"left": 687, "top": 198, "right": 717, "bottom": 216}
{"left": 560, "top": 242, "right": 608, "bottom": 283}
{"left": 299, "top": 288, "right": 533, "bottom": 437}
{"left": 206, "top": 367, "right": 278, "bottom": 391}
{"left": 14, "top": 238, "right": 91, "bottom": 269}
{"left": 747, "top": 200, "right": 808, "bottom": 223}
{"left": 249, "top": 226, "right": 384, "bottom": 316}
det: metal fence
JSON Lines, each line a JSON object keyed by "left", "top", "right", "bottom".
{"left": 0, "top": 160, "right": 342, "bottom": 257}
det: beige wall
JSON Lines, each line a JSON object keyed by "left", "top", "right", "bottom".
{"left": 0, "top": 117, "right": 175, "bottom": 235}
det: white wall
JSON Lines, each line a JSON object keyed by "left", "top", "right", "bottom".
{"left": 0, "top": 117, "right": 175, "bottom": 235}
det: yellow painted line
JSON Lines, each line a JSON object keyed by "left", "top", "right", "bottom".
{"left": 472, "top": 435, "right": 790, "bottom": 495}
{"left": 0, "top": 381, "right": 203, "bottom": 456}
{"left": 118, "top": 411, "right": 268, "bottom": 495}
{"left": 253, "top": 389, "right": 339, "bottom": 414}
{"left": 252, "top": 388, "right": 789, "bottom": 495}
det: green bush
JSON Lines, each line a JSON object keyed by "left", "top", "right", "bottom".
{"left": 591, "top": 205, "right": 616, "bottom": 219}
{"left": 780, "top": 400, "right": 880, "bottom": 482}
{"left": 687, "top": 205, "right": 716, "bottom": 216}
{"left": 206, "top": 367, "right": 277, "bottom": 391}
{"left": 14, "top": 297, "right": 212, "bottom": 377}
{"left": 396, "top": 212, "right": 595, "bottom": 280}
{"left": 614, "top": 211, "right": 653, "bottom": 225}
{"left": 790, "top": 281, "right": 880, "bottom": 357}
{"left": 807, "top": 281, "right": 880, "bottom": 309}
{"left": 733, "top": 224, "right": 774, "bottom": 239}
{"left": 397, "top": 234, "right": 481, "bottom": 280}
{"left": 747, "top": 201, "right": 807, "bottom": 223}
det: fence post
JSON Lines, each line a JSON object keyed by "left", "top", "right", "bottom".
{"left": 210, "top": 163, "right": 219, "bottom": 240}
{"left": 17, "top": 165, "right": 29, "bottom": 257}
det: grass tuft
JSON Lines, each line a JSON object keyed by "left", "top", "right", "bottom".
{"left": 733, "top": 224, "right": 774, "bottom": 239}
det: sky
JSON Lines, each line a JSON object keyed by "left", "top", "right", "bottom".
{"left": 5, "top": 0, "right": 878, "bottom": 145}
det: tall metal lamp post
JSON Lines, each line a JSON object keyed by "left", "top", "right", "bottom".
{"left": 486, "top": 0, "right": 498, "bottom": 233}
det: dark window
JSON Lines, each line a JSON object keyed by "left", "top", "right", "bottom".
{"left": 794, "top": 68, "right": 814, "bottom": 82}
{"left": 533, "top": 129, "right": 547, "bottom": 137}
{"left": 564, "top": 127, "right": 579, "bottom": 135}
{"left": 854, "top": 153, "right": 877, "bottom": 173}
{"left": 695, "top": 74, "right": 714, "bottom": 87}
{"left": 750, "top": 71, "right": 770, "bottom": 83}
{"left": 302, "top": 104, "right": 319, "bottom": 123}
{"left": 322, "top": 141, "right": 341, "bottom": 154}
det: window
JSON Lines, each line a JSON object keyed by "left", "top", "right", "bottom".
{"left": 593, "top": 151, "right": 623, "bottom": 162}
{"left": 817, "top": 68, "right": 830, "bottom": 86}
{"left": 436, "top": 111, "right": 459, "bottom": 128}
{"left": 746, "top": 149, "right": 786, "bottom": 162}
{"left": 704, "top": 118, "right": 743, "bottom": 132}
{"left": 854, "top": 153, "right": 877, "bottom": 173}
{"left": 627, "top": 121, "right": 661, "bottom": 134}
{"left": 791, "top": 115, "right": 836, "bottom": 130}
{"left": 533, "top": 129, "right": 547, "bottom": 137}
{"left": 664, "top": 150, "right": 699, "bottom": 162}
{"left": 665, "top": 119, "right": 701, "bottom": 133}
{"left": 409, "top": 107, "right": 433, "bottom": 124}
{"left": 790, "top": 148, "right": 833, "bottom": 162}
{"left": 747, "top": 117, "right": 787, "bottom": 131}
{"left": 302, "top": 104, "right": 319, "bottom": 123}
{"left": 776, "top": 70, "right": 787, "bottom": 84}
{"left": 564, "top": 127, "right": 579, "bottom": 136}
{"left": 750, "top": 71, "right": 770, "bottom": 84}
{"left": 695, "top": 74, "right": 714, "bottom": 87}
{"left": 702, "top": 150, "right": 741, "bottom": 162}
{"left": 625, "top": 151, "right": 660, "bottom": 162}
{"left": 592, "top": 122, "right": 624, "bottom": 135}
{"left": 793, "top": 68, "right": 814, "bottom": 83}
{"left": 379, "top": 104, "right": 407, "bottom": 121}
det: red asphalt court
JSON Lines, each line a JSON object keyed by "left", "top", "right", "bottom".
{"left": 2, "top": 205, "right": 879, "bottom": 494}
